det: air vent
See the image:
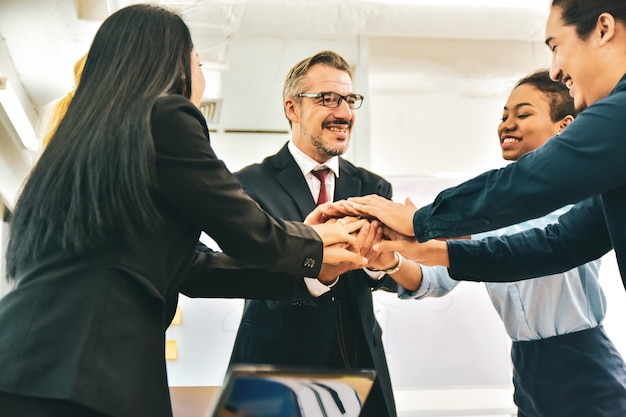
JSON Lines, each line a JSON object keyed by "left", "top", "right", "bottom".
{"left": 199, "top": 99, "right": 222, "bottom": 125}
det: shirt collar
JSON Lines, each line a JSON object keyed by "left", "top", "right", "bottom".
{"left": 288, "top": 140, "right": 340, "bottom": 178}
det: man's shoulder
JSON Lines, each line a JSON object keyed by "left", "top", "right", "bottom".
{"left": 339, "top": 158, "right": 390, "bottom": 185}
{"left": 235, "top": 154, "right": 277, "bottom": 181}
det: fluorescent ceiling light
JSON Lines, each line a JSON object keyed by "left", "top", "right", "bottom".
{"left": 0, "top": 78, "right": 39, "bottom": 151}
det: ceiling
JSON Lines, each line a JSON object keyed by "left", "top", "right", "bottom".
{"left": 0, "top": 0, "right": 552, "bottom": 208}
{"left": 0, "top": 0, "right": 550, "bottom": 123}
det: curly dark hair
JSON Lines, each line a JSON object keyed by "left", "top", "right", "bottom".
{"left": 514, "top": 69, "right": 576, "bottom": 121}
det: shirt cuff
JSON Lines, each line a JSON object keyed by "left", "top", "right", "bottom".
{"left": 363, "top": 268, "right": 386, "bottom": 280}
{"left": 398, "top": 264, "right": 433, "bottom": 299}
{"left": 304, "top": 276, "right": 339, "bottom": 297}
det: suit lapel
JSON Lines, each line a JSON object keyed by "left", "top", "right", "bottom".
{"left": 271, "top": 145, "right": 364, "bottom": 218}
{"left": 334, "top": 160, "right": 362, "bottom": 201}
{"left": 273, "top": 144, "right": 317, "bottom": 220}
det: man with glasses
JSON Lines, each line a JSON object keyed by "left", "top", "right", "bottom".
{"left": 227, "top": 50, "right": 400, "bottom": 417}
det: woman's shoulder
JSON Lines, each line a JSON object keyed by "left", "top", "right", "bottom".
{"left": 151, "top": 94, "right": 206, "bottom": 132}
{"left": 152, "top": 94, "right": 201, "bottom": 116}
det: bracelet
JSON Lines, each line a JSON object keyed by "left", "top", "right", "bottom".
{"left": 374, "top": 251, "right": 403, "bottom": 275}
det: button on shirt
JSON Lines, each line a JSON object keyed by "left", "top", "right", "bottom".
{"left": 398, "top": 206, "right": 605, "bottom": 342}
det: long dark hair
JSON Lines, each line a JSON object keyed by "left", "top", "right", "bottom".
{"left": 552, "top": 0, "right": 626, "bottom": 39}
{"left": 6, "top": 4, "right": 194, "bottom": 279}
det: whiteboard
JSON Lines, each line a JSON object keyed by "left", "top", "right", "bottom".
{"left": 375, "top": 176, "right": 512, "bottom": 389}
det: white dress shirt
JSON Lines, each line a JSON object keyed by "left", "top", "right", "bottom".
{"left": 287, "top": 141, "right": 385, "bottom": 296}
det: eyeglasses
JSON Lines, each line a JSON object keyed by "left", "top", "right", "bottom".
{"left": 297, "top": 92, "right": 364, "bottom": 109}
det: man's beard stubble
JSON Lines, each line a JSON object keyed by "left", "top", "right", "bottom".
{"left": 306, "top": 120, "right": 351, "bottom": 158}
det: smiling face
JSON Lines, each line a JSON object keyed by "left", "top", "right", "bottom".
{"left": 285, "top": 64, "right": 356, "bottom": 163}
{"left": 498, "top": 84, "right": 567, "bottom": 161}
{"left": 545, "top": 6, "right": 619, "bottom": 112}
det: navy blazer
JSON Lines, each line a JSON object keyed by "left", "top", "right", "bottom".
{"left": 229, "top": 143, "right": 399, "bottom": 417}
{"left": 447, "top": 196, "right": 612, "bottom": 281}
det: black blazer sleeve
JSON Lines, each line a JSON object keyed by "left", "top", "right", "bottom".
{"left": 179, "top": 244, "right": 296, "bottom": 300}
{"left": 152, "top": 95, "right": 323, "bottom": 277}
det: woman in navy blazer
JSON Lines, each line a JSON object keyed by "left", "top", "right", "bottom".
{"left": 0, "top": 5, "right": 363, "bottom": 417}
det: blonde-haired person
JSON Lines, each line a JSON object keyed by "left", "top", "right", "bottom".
{"left": 41, "top": 53, "right": 87, "bottom": 146}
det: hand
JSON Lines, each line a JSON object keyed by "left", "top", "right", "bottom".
{"left": 308, "top": 217, "right": 366, "bottom": 248}
{"left": 317, "top": 219, "right": 389, "bottom": 283}
{"left": 308, "top": 216, "right": 369, "bottom": 283}
{"left": 355, "top": 220, "right": 399, "bottom": 271}
{"left": 310, "top": 217, "right": 368, "bottom": 269}
{"left": 304, "top": 200, "right": 361, "bottom": 224}
{"left": 317, "top": 244, "right": 367, "bottom": 284}
{"left": 358, "top": 223, "right": 426, "bottom": 292}
{"left": 347, "top": 195, "right": 417, "bottom": 237}
{"left": 374, "top": 228, "right": 450, "bottom": 267}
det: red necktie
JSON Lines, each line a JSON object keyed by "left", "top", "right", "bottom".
{"left": 312, "top": 168, "right": 330, "bottom": 205}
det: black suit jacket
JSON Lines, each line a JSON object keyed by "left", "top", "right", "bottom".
{"left": 0, "top": 96, "right": 323, "bottom": 417}
{"left": 229, "top": 143, "right": 399, "bottom": 417}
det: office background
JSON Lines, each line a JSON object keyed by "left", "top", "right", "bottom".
{"left": 2, "top": 1, "right": 626, "bottom": 416}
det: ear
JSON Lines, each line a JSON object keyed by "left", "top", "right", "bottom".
{"left": 284, "top": 97, "right": 300, "bottom": 124}
{"left": 597, "top": 12, "right": 617, "bottom": 45}
{"left": 559, "top": 115, "right": 575, "bottom": 131}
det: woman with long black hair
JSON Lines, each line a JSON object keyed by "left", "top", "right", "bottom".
{"left": 0, "top": 4, "right": 364, "bottom": 417}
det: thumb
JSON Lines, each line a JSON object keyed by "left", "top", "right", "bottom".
{"left": 373, "top": 240, "right": 404, "bottom": 253}
{"left": 405, "top": 196, "right": 417, "bottom": 209}
{"left": 341, "top": 249, "right": 368, "bottom": 267}
{"left": 323, "top": 245, "right": 368, "bottom": 266}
